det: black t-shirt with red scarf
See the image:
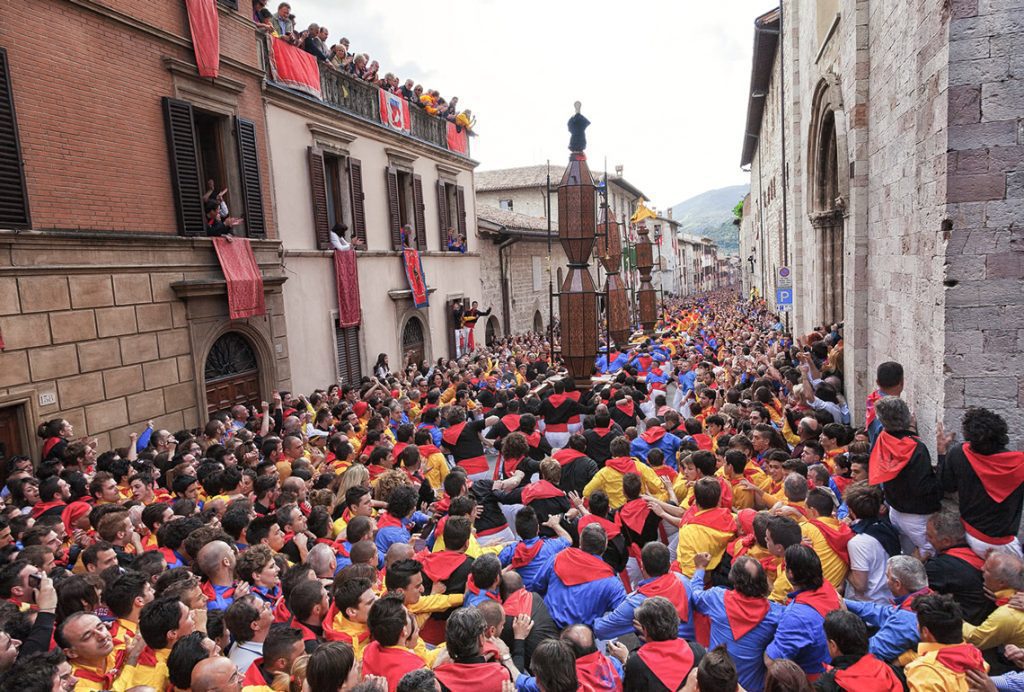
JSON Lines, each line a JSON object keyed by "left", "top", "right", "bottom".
{"left": 583, "top": 422, "right": 625, "bottom": 465}
{"left": 940, "top": 442, "right": 1024, "bottom": 541}
{"left": 441, "top": 418, "right": 488, "bottom": 466}
{"left": 623, "top": 639, "right": 704, "bottom": 692}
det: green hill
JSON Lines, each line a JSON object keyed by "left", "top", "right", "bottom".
{"left": 669, "top": 184, "right": 749, "bottom": 253}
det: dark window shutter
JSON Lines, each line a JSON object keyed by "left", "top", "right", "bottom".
{"left": 412, "top": 174, "right": 426, "bottom": 251}
{"left": 161, "top": 97, "right": 205, "bottom": 236}
{"left": 235, "top": 117, "right": 266, "bottom": 238}
{"left": 455, "top": 185, "right": 467, "bottom": 247}
{"left": 385, "top": 166, "right": 401, "bottom": 250}
{"left": 335, "top": 323, "right": 361, "bottom": 384}
{"left": 348, "top": 158, "right": 366, "bottom": 247}
{"left": 308, "top": 146, "right": 330, "bottom": 249}
{"left": 436, "top": 181, "right": 448, "bottom": 250}
{"left": 0, "top": 49, "right": 29, "bottom": 229}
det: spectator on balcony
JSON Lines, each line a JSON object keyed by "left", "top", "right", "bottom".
{"left": 347, "top": 54, "right": 367, "bottom": 78}
{"left": 330, "top": 43, "right": 352, "bottom": 71}
{"left": 205, "top": 201, "right": 243, "bottom": 240}
{"left": 302, "top": 24, "right": 330, "bottom": 62}
{"left": 363, "top": 60, "right": 380, "bottom": 84}
{"left": 330, "top": 223, "right": 350, "bottom": 251}
{"left": 412, "top": 84, "right": 425, "bottom": 106}
{"left": 420, "top": 90, "right": 441, "bottom": 116}
{"left": 383, "top": 73, "right": 400, "bottom": 94}
{"left": 455, "top": 110, "right": 476, "bottom": 135}
{"left": 447, "top": 229, "right": 466, "bottom": 254}
{"left": 444, "top": 97, "right": 459, "bottom": 121}
{"left": 272, "top": 3, "right": 295, "bottom": 40}
{"left": 401, "top": 79, "right": 416, "bottom": 101}
{"left": 252, "top": 0, "right": 273, "bottom": 29}
{"left": 203, "top": 180, "right": 229, "bottom": 218}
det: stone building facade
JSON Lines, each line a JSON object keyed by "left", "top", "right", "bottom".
{"left": 0, "top": 0, "right": 289, "bottom": 458}
{"left": 738, "top": 1, "right": 1024, "bottom": 446}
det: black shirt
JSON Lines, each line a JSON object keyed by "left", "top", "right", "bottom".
{"left": 557, "top": 456, "right": 599, "bottom": 497}
{"left": 583, "top": 424, "right": 625, "bottom": 465}
{"left": 813, "top": 653, "right": 907, "bottom": 692}
{"left": 469, "top": 480, "right": 511, "bottom": 535}
{"left": 498, "top": 591, "right": 558, "bottom": 672}
{"left": 879, "top": 430, "right": 941, "bottom": 515}
{"left": 940, "top": 443, "right": 1024, "bottom": 539}
{"left": 623, "top": 640, "right": 704, "bottom": 692}
{"left": 925, "top": 548, "right": 994, "bottom": 626}
{"left": 442, "top": 418, "right": 487, "bottom": 463}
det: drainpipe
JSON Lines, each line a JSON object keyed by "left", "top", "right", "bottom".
{"left": 497, "top": 233, "right": 517, "bottom": 335}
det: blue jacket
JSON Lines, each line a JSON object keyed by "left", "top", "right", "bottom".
{"left": 417, "top": 423, "right": 443, "bottom": 447}
{"left": 845, "top": 596, "right": 921, "bottom": 662}
{"left": 374, "top": 512, "right": 428, "bottom": 556}
{"left": 630, "top": 432, "right": 682, "bottom": 470}
{"left": 498, "top": 537, "right": 571, "bottom": 593}
{"left": 691, "top": 570, "right": 782, "bottom": 692}
{"left": 764, "top": 592, "right": 831, "bottom": 676}
{"left": 536, "top": 564, "right": 627, "bottom": 629}
{"left": 593, "top": 573, "right": 695, "bottom": 641}
{"left": 515, "top": 655, "right": 624, "bottom": 692}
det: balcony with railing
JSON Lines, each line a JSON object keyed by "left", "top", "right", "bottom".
{"left": 260, "top": 37, "right": 468, "bottom": 158}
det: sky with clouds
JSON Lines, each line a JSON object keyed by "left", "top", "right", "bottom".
{"left": 301, "top": 0, "right": 771, "bottom": 207}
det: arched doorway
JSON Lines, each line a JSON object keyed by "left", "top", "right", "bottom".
{"left": 401, "top": 315, "right": 426, "bottom": 366}
{"left": 204, "top": 332, "right": 260, "bottom": 415}
{"left": 533, "top": 310, "right": 543, "bottom": 333}
{"left": 485, "top": 315, "right": 500, "bottom": 346}
{"left": 808, "top": 80, "right": 846, "bottom": 327}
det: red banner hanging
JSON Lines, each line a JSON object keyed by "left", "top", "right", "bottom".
{"left": 379, "top": 90, "right": 412, "bottom": 132}
{"left": 185, "top": 0, "right": 220, "bottom": 78}
{"left": 212, "top": 238, "right": 266, "bottom": 320}
{"left": 403, "top": 248, "right": 429, "bottom": 308}
{"left": 268, "top": 37, "right": 322, "bottom": 99}
{"left": 446, "top": 121, "right": 469, "bottom": 155}
{"left": 334, "top": 248, "right": 361, "bottom": 327}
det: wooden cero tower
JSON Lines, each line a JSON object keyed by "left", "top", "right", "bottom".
{"left": 596, "top": 215, "right": 629, "bottom": 347}
{"left": 635, "top": 222, "right": 657, "bottom": 332}
{"left": 558, "top": 153, "right": 599, "bottom": 386}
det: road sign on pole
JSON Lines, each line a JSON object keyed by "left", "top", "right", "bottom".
{"left": 775, "top": 287, "right": 793, "bottom": 312}
{"left": 777, "top": 266, "right": 792, "bottom": 288}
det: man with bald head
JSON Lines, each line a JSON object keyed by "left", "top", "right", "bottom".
{"left": 385, "top": 541, "right": 414, "bottom": 568}
{"left": 229, "top": 405, "right": 250, "bottom": 433}
{"left": 59, "top": 611, "right": 134, "bottom": 691}
{"left": 791, "top": 417, "right": 821, "bottom": 459}
{"left": 476, "top": 571, "right": 558, "bottom": 672}
{"left": 306, "top": 543, "right": 338, "bottom": 580}
{"left": 196, "top": 540, "right": 242, "bottom": 610}
{"left": 561, "top": 624, "right": 627, "bottom": 692}
{"left": 192, "top": 655, "right": 241, "bottom": 692}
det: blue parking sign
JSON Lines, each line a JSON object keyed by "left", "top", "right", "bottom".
{"left": 776, "top": 288, "right": 793, "bottom": 305}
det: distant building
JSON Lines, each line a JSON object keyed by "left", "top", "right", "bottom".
{"left": 738, "top": 2, "right": 1024, "bottom": 445}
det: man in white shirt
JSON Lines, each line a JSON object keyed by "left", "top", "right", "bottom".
{"left": 223, "top": 595, "right": 273, "bottom": 673}
{"left": 330, "top": 223, "right": 350, "bottom": 250}
{"left": 844, "top": 482, "right": 896, "bottom": 604}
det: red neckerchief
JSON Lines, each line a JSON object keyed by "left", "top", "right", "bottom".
{"left": 834, "top": 653, "right": 903, "bottom": 692}
{"left": 636, "top": 639, "right": 694, "bottom": 692}
{"left": 417, "top": 549, "right": 468, "bottom": 583}
{"left": 521, "top": 480, "right": 564, "bottom": 505}
{"left": 552, "top": 448, "right": 587, "bottom": 466}
{"left": 552, "top": 548, "right": 614, "bottom": 586}
{"left": 71, "top": 663, "right": 115, "bottom": 689}
{"left": 391, "top": 442, "right": 408, "bottom": 462}
{"left": 31, "top": 499, "right": 66, "bottom": 519}
{"left": 728, "top": 534, "right": 756, "bottom": 559}
{"left": 641, "top": 426, "right": 666, "bottom": 444}
{"left": 547, "top": 393, "right": 568, "bottom": 408}
{"left": 615, "top": 401, "right": 634, "bottom": 418}
{"left": 962, "top": 444, "right": 1024, "bottom": 503}
{"left": 137, "top": 645, "right": 160, "bottom": 667}
{"left": 419, "top": 444, "right": 442, "bottom": 457}
{"left": 578, "top": 513, "right": 621, "bottom": 539}
{"left": 242, "top": 658, "right": 273, "bottom": 688}
{"left": 723, "top": 590, "right": 770, "bottom": 640}
{"left": 897, "top": 587, "right": 934, "bottom": 611}
{"left": 692, "top": 433, "right": 713, "bottom": 451}
{"left": 273, "top": 596, "right": 292, "bottom": 623}
{"left": 466, "top": 574, "right": 501, "bottom": 602}
{"left": 361, "top": 641, "right": 423, "bottom": 682}
{"left": 376, "top": 512, "right": 404, "bottom": 530}
{"left": 934, "top": 642, "right": 985, "bottom": 673}
{"left": 159, "top": 547, "right": 184, "bottom": 569}
{"left": 806, "top": 517, "right": 854, "bottom": 564}
{"left": 832, "top": 474, "right": 853, "bottom": 496}
{"left": 434, "top": 494, "right": 451, "bottom": 515}
{"left": 945, "top": 546, "right": 985, "bottom": 570}
{"left": 617, "top": 498, "right": 651, "bottom": 535}
{"left": 433, "top": 662, "right": 508, "bottom": 692}
{"left": 638, "top": 574, "right": 688, "bottom": 621}
{"left": 502, "top": 588, "right": 533, "bottom": 617}
{"left": 200, "top": 581, "right": 235, "bottom": 603}
{"left": 684, "top": 507, "right": 737, "bottom": 534}
{"left": 654, "top": 466, "right": 676, "bottom": 483}
{"left": 367, "top": 464, "right": 387, "bottom": 481}
{"left": 525, "top": 431, "right": 542, "bottom": 448}
{"left": 592, "top": 426, "right": 613, "bottom": 437}
{"left": 503, "top": 455, "right": 524, "bottom": 478}
{"left": 576, "top": 650, "right": 623, "bottom": 692}
{"left": 321, "top": 603, "right": 370, "bottom": 644}
{"left": 41, "top": 436, "right": 61, "bottom": 458}
{"left": 868, "top": 431, "right": 921, "bottom": 485}
{"left": 792, "top": 583, "right": 841, "bottom": 617}
{"left": 501, "top": 414, "right": 521, "bottom": 432}
{"left": 864, "top": 389, "right": 883, "bottom": 427}
{"left": 442, "top": 422, "right": 467, "bottom": 446}
{"left": 605, "top": 456, "right": 637, "bottom": 475}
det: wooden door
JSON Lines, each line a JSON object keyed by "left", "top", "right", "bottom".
{"left": 205, "top": 372, "right": 260, "bottom": 415}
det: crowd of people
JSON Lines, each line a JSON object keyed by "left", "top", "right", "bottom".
{"left": 253, "top": 1, "right": 476, "bottom": 134}
{"left": 0, "top": 291, "right": 1022, "bottom": 692}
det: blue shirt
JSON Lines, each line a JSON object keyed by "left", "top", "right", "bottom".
{"left": 465, "top": 588, "right": 501, "bottom": 608}
{"left": 498, "top": 537, "right": 571, "bottom": 593}
{"left": 845, "top": 597, "right": 921, "bottom": 662}
{"left": 516, "top": 655, "right": 623, "bottom": 692}
{"left": 764, "top": 590, "right": 831, "bottom": 676}
{"left": 536, "top": 563, "right": 627, "bottom": 629}
{"left": 593, "top": 573, "right": 695, "bottom": 641}
{"left": 993, "top": 671, "right": 1024, "bottom": 691}
{"left": 206, "top": 584, "right": 236, "bottom": 611}
{"left": 630, "top": 432, "right": 682, "bottom": 470}
{"left": 690, "top": 569, "right": 782, "bottom": 692}
{"left": 374, "top": 512, "right": 427, "bottom": 556}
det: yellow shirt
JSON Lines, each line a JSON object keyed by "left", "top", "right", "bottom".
{"left": 675, "top": 511, "right": 736, "bottom": 577}
{"left": 330, "top": 614, "right": 371, "bottom": 659}
{"left": 110, "top": 618, "right": 137, "bottom": 661}
{"left": 904, "top": 642, "right": 988, "bottom": 692}
{"left": 432, "top": 531, "right": 502, "bottom": 558}
{"left": 963, "top": 590, "right": 1024, "bottom": 650}
{"left": 768, "top": 560, "right": 791, "bottom": 604}
{"left": 409, "top": 593, "right": 464, "bottom": 627}
{"left": 424, "top": 451, "right": 450, "bottom": 490}
{"left": 122, "top": 647, "right": 170, "bottom": 691}
{"left": 719, "top": 464, "right": 772, "bottom": 510}
{"left": 582, "top": 460, "right": 667, "bottom": 509}
{"left": 798, "top": 516, "right": 850, "bottom": 591}
{"left": 71, "top": 653, "right": 135, "bottom": 692}
{"left": 673, "top": 476, "right": 693, "bottom": 506}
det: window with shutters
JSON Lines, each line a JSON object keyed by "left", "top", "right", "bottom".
{"left": 0, "top": 48, "right": 30, "bottom": 229}
{"left": 439, "top": 182, "right": 466, "bottom": 252}
{"left": 385, "top": 167, "right": 416, "bottom": 251}
{"left": 309, "top": 148, "right": 353, "bottom": 250}
{"left": 334, "top": 323, "right": 362, "bottom": 385}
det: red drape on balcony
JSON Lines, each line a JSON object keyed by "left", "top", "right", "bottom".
{"left": 269, "top": 37, "right": 322, "bottom": 99}
{"left": 403, "top": 248, "right": 429, "bottom": 308}
{"left": 446, "top": 122, "right": 468, "bottom": 155}
{"left": 213, "top": 238, "right": 266, "bottom": 319}
{"left": 185, "top": 0, "right": 220, "bottom": 78}
{"left": 379, "top": 89, "right": 411, "bottom": 132}
{"left": 334, "top": 249, "right": 361, "bottom": 328}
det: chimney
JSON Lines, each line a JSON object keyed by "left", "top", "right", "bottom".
{"left": 667, "top": 208, "right": 673, "bottom": 220}
{"left": 614, "top": 165, "right": 623, "bottom": 177}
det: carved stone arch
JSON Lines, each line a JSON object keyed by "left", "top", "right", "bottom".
{"left": 533, "top": 310, "right": 544, "bottom": 333}
{"left": 485, "top": 314, "right": 501, "bottom": 346}
{"left": 197, "top": 323, "right": 275, "bottom": 417}
{"left": 397, "top": 309, "right": 431, "bottom": 367}
{"left": 806, "top": 75, "right": 850, "bottom": 326}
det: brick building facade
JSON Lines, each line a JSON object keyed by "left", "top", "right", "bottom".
{"left": 739, "top": 1, "right": 1024, "bottom": 446}
{"left": 0, "top": 0, "right": 288, "bottom": 457}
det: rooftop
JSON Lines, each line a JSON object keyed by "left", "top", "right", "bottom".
{"left": 475, "top": 164, "right": 649, "bottom": 201}
{"left": 740, "top": 8, "right": 781, "bottom": 167}
{"left": 477, "top": 205, "right": 555, "bottom": 235}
